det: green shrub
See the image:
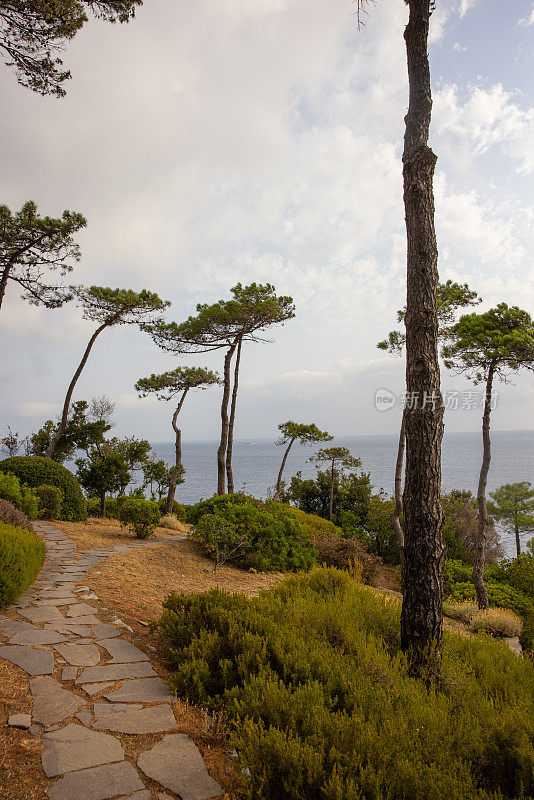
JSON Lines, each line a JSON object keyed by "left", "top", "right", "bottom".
{"left": 158, "top": 499, "right": 188, "bottom": 521}
{"left": 492, "top": 555, "right": 534, "bottom": 597}
{"left": 156, "top": 568, "right": 534, "bottom": 800}
{"left": 443, "top": 599, "right": 478, "bottom": 624}
{"left": 0, "top": 456, "right": 86, "bottom": 521}
{"left": 186, "top": 493, "right": 257, "bottom": 525}
{"left": 0, "top": 521, "right": 45, "bottom": 607}
{"left": 86, "top": 497, "right": 100, "bottom": 516}
{"left": 0, "top": 471, "right": 38, "bottom": 519}
{"left": 118, "top": 498, "right": 160, "bottom": 539}
{"left": 0, "top": 499, "right": 34, "bottom": 534}
{"left": 35, "top": 484, "right": 63, "bottom": 519}
{"left": 190, "top": 499, "right": 317, "bottom": 572}
{"left": 444, "top": 559, "right": 473, "bottom": 594}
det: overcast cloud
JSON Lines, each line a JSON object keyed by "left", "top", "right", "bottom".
{"left": 1, "top": 0, "right": 533, "bottom": 442}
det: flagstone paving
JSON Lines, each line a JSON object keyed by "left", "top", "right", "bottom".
{"left": 0, "top": 521, "right": 224, "bottom": 800}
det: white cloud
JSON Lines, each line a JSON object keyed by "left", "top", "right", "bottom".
{"left": 459, "top": 0, "right": 481, "bottom": 17}
{"left": 453, "top": 42, "right": 467, "bottom": 53}
{"left": 517, "top": 4, "right": 534, "bottom": 26}
{"left": 19, "top": 402, "right": 58, "bottom": 418}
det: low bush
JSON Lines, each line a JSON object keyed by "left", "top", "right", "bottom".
{"left": 492, "top": 555, "right": 534, "bottom": 597}
{"left": 35, "top": 484, "right": 63, "bottom": 520}
{"left": 190, "top": 499, "right": 317, "bottom": 572}
{"left": 0, "top": 521, "right": 45, "bottom": 607}
{"left": 159, "top": 514, "right": 184, "bottom": 531}
{"left": 186, "top": 493, "right": 256, "bottom": 525}
{"left": 0, "top": 456, "right": 86, "bottom": 521}
{"left": 156, "top": 568, "right": 534, "bottom": 800}
{"left": 0, "top": 499, "right": 34, "bottom": 534}
{"left": 0, "top": 471, "right": 38, "bottom": 519}
{"left": 469, "top": 608, "right": 523, "bottom": 638}
{"left": 158, "top": 499, "right": 188, "bottom": 521}
{"left": 443, "top": 599, "right": 478, "bottom": 624}
{"left": 118, "top": 498, "right": 160, "bottom": 539}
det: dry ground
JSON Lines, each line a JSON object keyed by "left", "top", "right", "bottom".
{"left": 56, "top": 516, "right": 189, "bottom": 551}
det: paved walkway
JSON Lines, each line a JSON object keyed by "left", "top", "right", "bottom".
{"left": 0, "top": 522, "right": 224, "bottom": 800}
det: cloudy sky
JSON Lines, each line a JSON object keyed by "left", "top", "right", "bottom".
{"left": 1, "top": 0, "right": 533, "bottom": 443}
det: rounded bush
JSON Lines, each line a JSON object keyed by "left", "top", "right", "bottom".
{"left": 0, "top": 498, "right": 34, "bottom": 534}
{"left": 0, "top": 457, "right": 86, "bottom": 521}
{"left": 35, "top": 484, "right": 63, "bottom": 520}
{"left": 118, "top": 498, "right": 160, "bottom": 539}
{"left": 159, "top": 514, "right": 184, "bottom": 531}
{"left": 0, "top": 470, "right": 38, "bottom": 519}
{"left": 159, "top": 499, "right": 187, "bottom": 521}
{"left": 0, "top": 521, "right": 45, "bottom": 607}
{"left": 469, "top": 608, "right": 523, "bottom": 638}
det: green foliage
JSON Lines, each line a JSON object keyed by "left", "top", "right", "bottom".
{"left": 189, "top": 495, "right": 317, "bottom": 572}
{"left": 142, "top": 459, "right": 173, "bottom": 500}
{"left": 0, "top": 499, "right": 34, "bottom": 534}
{"left": 0, "top": 470, "right": 38, "bottom": 518}
{"left": 35, "top": 484, "right": 63, "bottom": 520}
{"left": 276, "top": 421, "right": 332, "bottom": 448}
{"left": 156, "top": 568, "right": 534, "bottom": 800}
{"left": 0, "top": 457, "right": 86, "bottom": 521}
{"left": 492, "top": 554, "right": 534, "bottom": 597}
{"left": 30, "top": 400, "right": 111, "bottom": 464}
{"left": 310, "top": 446, "right": 361, "bottom": 473}
{"left": 444, "top": 559, "right": 473, "bottom": 595}
{"left": 442, "top": 490, "right": 502, "bottom": 564}
{"left": 75, "top": 285, "right": 169, "bottom": 328}
{"left": 0, "top": 1, "right": 141, "bottom": 96}
{"left": 159, "top": 499, "right": 187, "bottom": 521}
{"left": 282, "top": 469, "right": 371, "bottom": 524}
{"left": 186, "top": 493, "right": 257, "bottom": 525}
{"left": 0, "top": 201, "right": 85, "bottom": 309}
{"left": 489, "top": 482, "right": 534, "bottom": 556}
{"left": 0, "top": 521, "right": 44, "bottom": 607}
{"left": 76, "top": 452, "right": 131, "bottom": 514}
{"left": 118, "top": 498, "right": 160, "bottom": 539}
{"left": 135, "top": 366, "right": 220, "bottom": 401}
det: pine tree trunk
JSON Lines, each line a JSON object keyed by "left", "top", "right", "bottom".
{"left": 217, "top": 342, "right": 237, "bottom": 495}
{"left": 392, "top": 409, "right": 406, "bottom": 581}
{"left": 474, "top": 362, "right": 495, "bottom": 609}
{"left": 400, "top": 0, "right": 445, "bottom": 679}
{"left": 165, "top": 391, "right": 188, "bottom": 514}
{"left": 0, "top": 265, "right": 12, "bottom": 310}
{"left": 273, "top": 438, "right": 296, "bottom": 501}
{"left": 515, "top": 524, "right": 521, "bottom": 559}
{"left": 226, "top": 336, "right": 242, "bottom": 494}
{"left": 45, "top": 323, "right": 108, "bottom": 458}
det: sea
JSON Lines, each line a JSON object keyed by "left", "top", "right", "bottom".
{"left": 150, "top": 430, "right": 534, "bottom": 559}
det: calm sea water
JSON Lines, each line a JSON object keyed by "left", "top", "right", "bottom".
{"left": 151, "top": 430, "right": 534, "bottom": 504}
{"left": 149, "top": 430, "right": 533, "bottom": 558}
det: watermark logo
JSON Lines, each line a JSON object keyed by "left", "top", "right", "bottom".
{"left": 374, "top": 388, "right": 397, "bottom": 412}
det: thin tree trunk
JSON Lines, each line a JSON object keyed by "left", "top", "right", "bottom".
{"left": 273, "top": 437, "right": 296, "bottom": 501}
{"left": 392, "top": 409, "right": 406, "bottom": 581}
{"left": 226, "top": 336, "right": 242, "bottom": 494}
{"left": 474, "top": 362, "right": 495, "bottom": 609}
{"left": 400, "top": 0, "right": 445, "bottom": 679}
{"left": 45, "top": 323, "right": 108, "bottom": 458}
{"left": 165, "top": 390, "right": 188, "bottom": 514}
{"left": 329, "top": 460, "right": 335, "bottom": 521}
{"left": 515, "top": 523, "right": 521, "bottom": 559}
{"left": 217, "top": 342, "right": 237, "bottom": 495}
{"left": 0, "top": 265, "right": 12, "bottom": 310}
{"left": 100, "top": 491, "right": 106, "bottom": 518}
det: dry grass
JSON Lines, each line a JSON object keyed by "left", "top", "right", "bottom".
{"left": 54, "top": 516, "right": 189, "bottom": 551}
{"left": 84, "top": 538, "right": 284, "bottom": 624}
{"left": 0, "top": 660, "right": 47, "bottom": 800}
{"left": 469, "top": 608, "right": 523, "bottom": 637}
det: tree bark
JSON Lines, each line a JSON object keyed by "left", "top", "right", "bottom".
{"left": 45, "top": 323, "right": 109, "bottom": 459}
{"left": 217, "top": 341, "right": 237, "bottom": 495}
{"left": 400, "top": 0, "right": 445, "bottom": 679}
{"left": 329, "top": 460, "right": 335, "bottom": 521}
{"left": 226, "top": 336, "right": 242, "bottom": 494}
{"left": 392, "top": 409, "right": 406, "bottom": 581}
{"left": 0, "top": 264, "right": 12, "bottom": 311}
{"left": 474, "top": 362, "right": 495, "bottom": 609}
{"left": 165, "top": 389, "right": 188, "bottom": 514}
{"left": 273, "top": 437, "right": 296, "bottom": 501}
{"left": 515, "top": 523, "right": 521, "bottom": 559}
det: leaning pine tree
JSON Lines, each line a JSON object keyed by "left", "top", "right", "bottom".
{"left": 45, "top": 286, "right": 169, "bottom": 459}
{"left": 135, "top": 367, "right": 220, "bottom": 513}
{"left": 273, "top": 421, "right": 332, "bottom": 501}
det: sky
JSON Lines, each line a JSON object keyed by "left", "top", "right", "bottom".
{"left": 1, "top": 0, "right": 533, "bottom": 443}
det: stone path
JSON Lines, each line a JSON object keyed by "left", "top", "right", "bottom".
{"left": 0, "top": 522, "right": 224, "bottom": 800}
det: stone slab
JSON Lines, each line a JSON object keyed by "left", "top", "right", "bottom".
{"left": 60, "top": 615, "right": 100, "bottom": 626}
{"left": 91, "top": 624, "right": 121, "bottom": 639}
{"left": 45, "top": 624, "right": 93, "bottom": 637}
{"left": 81, "top": 682, "right": 115, "bottom": 696}
{"left": 104, "top": 677, "right": 172, "bottom": 703}
{"left": 30, "top": 677, "right": 86, "bottom": 726}
{"left": 42, "top": 723, "right": 124, "bottom": 778}
{"left": 8, "top": 713, "right": 32, "bottom": 729}
{"left": 47, "top": 761, "right": 144, "bottom": 800}
{"left": 92, "top": 705, "right": 177, "bottom": 734}
{"left": 117, "top": 793, "right": 151, "bottom": 800}
{"left": 34, "top": 599, "right": 73, "bottom": 607}
{"left": 0, "top": 619, "right": 35, "bottom": 635}
{"left": 66, "top": 603, "right": 99, "bottom": 617}
{"left": 76, "top": 708, "right": 93, "bottom": 725}
{"left": 62, "top": 667, "right": 78, "bottom": 681}
{"left": 137, "top": 734, "right": 223, "bottom": 800}
{"left": 76, "top": 662, "right": 155, "bottom": 684}
{"left": 0, "top": 645, "right": 54, "bottom": 676}
{"left": 97, "top": 638, "right": 149, "bottom": 663}
{"left": 92, "top": 703, "right": 143, "bottom": 715}
{"left": 55, "top": 643, "right": 101, "bottom": 666}
{"left": 19, "top": 606, "right": 64, "bottom": 623}
{"left": 10, "top": 629, "right": 68, "bottom": 646}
